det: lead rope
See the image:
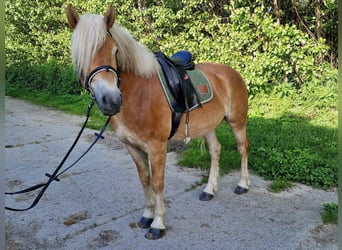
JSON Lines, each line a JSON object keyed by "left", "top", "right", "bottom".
{"left": 5, "top": 99, "right": 111, "bottom": 211}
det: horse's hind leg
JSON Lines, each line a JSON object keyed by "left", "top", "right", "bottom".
{"left": 124, "top": 144, "right": 155, "bottom": 229}
{"left": 199, "top": 130, "right": 221, "bottom": 201}
{"left": 226, "top": 117, "right": 249, "bottom": 194}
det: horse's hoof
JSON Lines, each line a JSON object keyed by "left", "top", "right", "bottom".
{"left": 137, "top": 217, "right": 154, "bottom": 229}
{"left": 234, "top": 186, "right": 248, "bottom": 194}
{"left": 199, "top": 191, "right": 214, "bottom": 201}
{"left": 145, "top": 228, "right": 166, "bottom": 240}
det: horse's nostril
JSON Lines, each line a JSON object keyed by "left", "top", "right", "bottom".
{"left": 102, "top": 96, "right": 107, "bottom": 103}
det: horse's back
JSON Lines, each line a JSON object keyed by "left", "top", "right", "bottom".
{"left": 196, "top": 62, "right": 248, "bottom": 122}
{"left": 196, "top": 62, "right": 248, "bottom": 103}
{"left": 196, "top": 62, "right": 247, "bottom": 91}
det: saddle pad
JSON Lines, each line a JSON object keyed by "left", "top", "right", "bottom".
{"left": 158, "top": 68, "right": 213, "bottom": 112}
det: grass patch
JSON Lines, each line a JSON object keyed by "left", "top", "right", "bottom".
{"left": 179, "top": 84, "right": 337, "bottom": 190}
{"left": 320, "top": 203, "right": 338, "bottom": 224}
{"left": 268, "top": 180, "right": 293, "bottom": 193}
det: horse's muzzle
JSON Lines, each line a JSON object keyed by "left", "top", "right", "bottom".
{"left": 90, "top": 78, "right": 122, "bottom": 116}
{"left": 95, "top": 93, "right": 122, "bottom": 116}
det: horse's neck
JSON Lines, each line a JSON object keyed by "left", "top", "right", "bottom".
{"left": 118, "top": 71, "right": 165, "bottom": 116}
{"left": 120, "top": 72, "right": 159, "bottom": 93}
{"left": 110, "top": 71, "right": 169, "bottom": 142}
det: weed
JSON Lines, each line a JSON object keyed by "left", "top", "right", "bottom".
{"left": 268, "top": 180, "right": 293, "bottom": 193}
{"left": 320, "top": 203, "right": 338, "bottom": 224}
{"left": 185, "top": 175, "right": 209, "bottom": 192}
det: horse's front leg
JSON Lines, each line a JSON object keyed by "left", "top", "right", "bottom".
{"left": 124, "top": 144, "right": 155, "bottom": 228}
{"left": 145, "top": 141, "right": 168, "bottom": 240}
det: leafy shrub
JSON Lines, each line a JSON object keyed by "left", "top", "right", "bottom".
{"left": 6, "top": 60, "right": 80, "bottom": 95}
{"left": 6, "top": 1, "right": 335, "bottom": 96}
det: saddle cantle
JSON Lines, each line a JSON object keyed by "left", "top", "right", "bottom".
{"left": 155, "top": 51, "right": 213, "bottom": 139}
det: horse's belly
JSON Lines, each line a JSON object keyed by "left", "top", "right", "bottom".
{"left": 171, "top": 104, "right": 226, "bottom": 141}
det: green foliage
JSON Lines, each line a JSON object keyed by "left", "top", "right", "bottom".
{"left": 268, "top": 180, "right": 293, "bottom": 193}
{"left": 222, "top": 7, "right": 330, "bottom": 95}
{"left": 140, "top": 5, "right": 332, "bottom": 96}
{"left": 321, "top": 203, "right": 338, "bottom": 224}
{"left": 5, "top": 0, "right": 338, "bottom": 189}
{"left": 5, "top": 0, "right": 72, "bottom": 65}
{"left": 6, "top": 60, "right": 80, "bottom": 96}
{"left": 6, "top": 0, "right": 336, "bottom": 96}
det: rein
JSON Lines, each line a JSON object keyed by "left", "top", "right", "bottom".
{"left": 5, "top": 98, "right": 111, "bottom": 211}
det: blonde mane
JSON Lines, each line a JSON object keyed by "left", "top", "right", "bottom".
{"left": 71, "top": 14, "right": 159, "bottom": 78}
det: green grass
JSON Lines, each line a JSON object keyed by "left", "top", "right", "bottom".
{"left": 320, "top": 203, "right": 338, "bottom": 224}
{"left": 268, "top": 180, "right": 293, "bottom": 193}
{"left": 179, "top": 83, "right": 338, "bottom": 189}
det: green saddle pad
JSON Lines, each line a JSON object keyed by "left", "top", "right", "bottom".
{"left": 158, "top": 68, "right": 213, "bottom": 112}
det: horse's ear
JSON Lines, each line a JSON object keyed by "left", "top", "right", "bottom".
{"left": 66, "top": 4, "right": 79, "bottom": 29}
{"left": 104, "top": 5, "right": 116, "bottom": 30}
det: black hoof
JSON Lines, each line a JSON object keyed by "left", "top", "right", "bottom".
{"left": 234, "top": 186, "right": 248, "bottom": 195}
{"left": 145, "top": 228, "right": 166, "bottom": 240}
{"left": 199, "top": 191, "right": 214, "bottom": 201}
{"left": 138, "top": 217, "right": 153, "bottom": 229}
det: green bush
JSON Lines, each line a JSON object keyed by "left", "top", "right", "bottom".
{"left": 6, "top": 1, "right": 335, "bottom": 96}
{"left": 6, "top": 60, "right": 80, "bottom": 95}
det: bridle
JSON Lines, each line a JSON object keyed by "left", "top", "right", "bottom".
{"left": 84, "top": 64, "right": 121, "bottom": 96}
{"left": 82, "top": 31, "right": 121, "bottom": 97}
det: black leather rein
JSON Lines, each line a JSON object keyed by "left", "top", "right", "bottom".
{"left": 5, "top": 99, "right": 111, "bottom": 211}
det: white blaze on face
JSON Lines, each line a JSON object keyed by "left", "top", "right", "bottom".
{"left": 90, "top": 75, "right": 122, "bottom": 116}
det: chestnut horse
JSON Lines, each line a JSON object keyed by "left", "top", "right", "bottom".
{"left": 66, "top": 5, "right": 249, "bottom": 240}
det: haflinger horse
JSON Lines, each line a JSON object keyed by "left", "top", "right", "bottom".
{"left": 66, "top": 5, "right": 249, "bottom": 240}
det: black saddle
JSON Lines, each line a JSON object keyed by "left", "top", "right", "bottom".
{"left": 155, "top": 51, "right": 200, "bottom": 113}
{"left": 154, "top": 50, "right": 201, "bottom": 139}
